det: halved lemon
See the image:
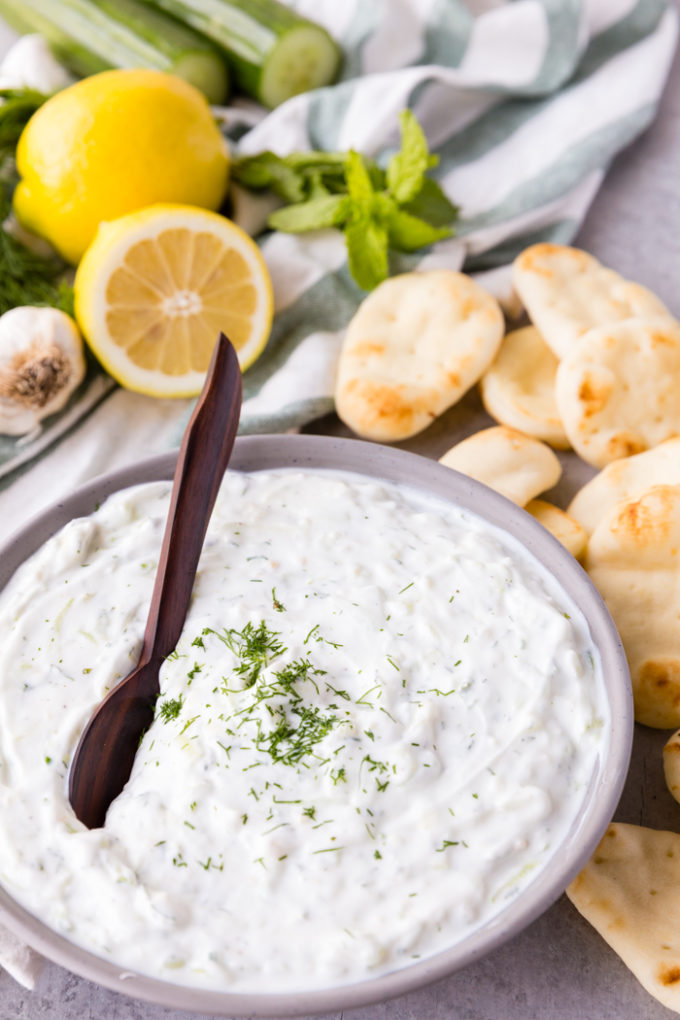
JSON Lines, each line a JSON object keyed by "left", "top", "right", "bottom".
{"left": 74, "top": 204, "right": 273, "bottom": 397}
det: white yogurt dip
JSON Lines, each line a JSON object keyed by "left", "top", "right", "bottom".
{"left": 0, "top": 468, "right": 608, "bottom": 991}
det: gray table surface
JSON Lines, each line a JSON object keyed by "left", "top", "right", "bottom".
{"left": 1, "top": 24, "right": 679, "bottom": 1020}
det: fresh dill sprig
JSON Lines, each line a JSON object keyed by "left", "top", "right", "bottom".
{"left": 0, "top": 89, "right": 74, "bottom": 316}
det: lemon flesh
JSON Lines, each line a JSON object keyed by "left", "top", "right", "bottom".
{"left": 14, "top": 69, "right": 230, "bottom": 265}
{"left": 74, "top": 204, "right": 273, "bottom": 397}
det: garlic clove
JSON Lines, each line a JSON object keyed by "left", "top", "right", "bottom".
{"left": 0, "top": 35, "right": 75, "bottom": 95}
{"left": 0, "top": 306, "right": 87, "bottom": 436}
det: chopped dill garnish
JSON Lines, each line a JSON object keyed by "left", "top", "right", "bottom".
{"left": 157, "top": 694, "right": 184, "bottom": 723}
{"left": 211, "top": 621, "right": 286, "bottom": 689}
{"left": 218, "top": 622, "right": 338, "bottom": 767}
{"left": 303, "top": 623, "right": 320, "bottom": 645}
{"left": 272, "top": 587, "right": 286, "bottom": 612}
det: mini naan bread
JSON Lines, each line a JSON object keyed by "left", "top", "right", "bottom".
{"left": 513, "top": 243, "right": 670, "bottom": 358}
{"left": 334, "top": 270, "right": 504, "bottom": 441}
{"left": 479, "top": 326, "right": 569, "bottom": 448}
{"left": 524, "top": 500, "right": 587, "bottom": 560}
{"left": 663, "top": 730, "right": 680, "bottom": 805}
{"left": 439, "top": 426, "right": 561, "bottom": 506}
{"left": 567, "top": 822, "right": 680, "bottom": 1014}
{"left": 585, "top": 484, "right": 680, "bottom": 728}
{"left": 555, "top": 317, "right": 680, "bottom": 469}
{"left": 568, "top": 438, "right": 680, "bottom": 535}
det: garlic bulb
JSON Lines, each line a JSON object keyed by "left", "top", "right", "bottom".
{"left": 0, "top": 307, "right": 87, "bottom": 436}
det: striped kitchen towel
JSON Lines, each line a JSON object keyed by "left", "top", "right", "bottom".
{"left": 0, "top": 0, "right": 677, "bottom": 539}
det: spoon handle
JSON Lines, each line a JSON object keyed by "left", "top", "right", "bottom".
{"left": 139, "top": 333, "right": 242, "bottom": 667}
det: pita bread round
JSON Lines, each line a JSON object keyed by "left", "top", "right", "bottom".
{"left": 479, "top": 326, "right": 569, "bottom": 448}
{"left": 524, "top": 500, "right": 587, "bottom": 560}
{"left": 663, "top": 730, "right": 680, "bottom": 805}
{"left": 513, "top": 243, "right": 670, "bottom": 358}
{"left": 568, "top": 822, "right": 680, "bottom": 1014}
{"left": 568, "top": 438, "right": 680, "bottom": 535}
{"left": 335, "top": 270, "right": 504, "bottom": 441}
{"left": 439, "top": 426, "right": 562, "bottom": 506}
{"left": 555, "top": 317, "right": 680, "bottom": 469}
{"left": 585, "top": 484, "right": 680, "bottom": 728}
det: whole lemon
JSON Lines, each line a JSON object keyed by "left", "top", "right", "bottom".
{"left": 14, "top": 69, "right": 230, "bottom": 265}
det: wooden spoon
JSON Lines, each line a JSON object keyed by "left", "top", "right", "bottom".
{"left": 68, "top": 333, "right": 242, "bottom": 829}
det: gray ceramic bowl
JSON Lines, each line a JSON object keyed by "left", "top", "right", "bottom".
{"left": 0, "top": 434, "right": 633, "bottom": 1017}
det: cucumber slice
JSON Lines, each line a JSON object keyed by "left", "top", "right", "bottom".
{"left": 258, "top": 23, "right": 342, "bottom": 109}
{"left": 145, "top": 0, "right": 342, "bottom": 108}
{"left": 0, "top": 0, "right": 230, "bottom": 104}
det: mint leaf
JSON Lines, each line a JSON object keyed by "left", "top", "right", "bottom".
{"left": 345, "top": 150, "right": 376, "bottom": 204}
{"left": 232, "top": 152, "right": 306, "bottom": 204}
{"left": 233, "top": 110, "right": 459, "bottom": 292}
{"left": 386, "top": 109, "right": 437, "bottom": 205}
{"left": 402, "top": 177, "right": 460, "bottom": 228}
{"left": 307, "top": 171, "right": 332, "bottom": 200}
{"left": 386, "top": 209, "right": 452, "bottom": 253}
{"left": 267, "top": 194, "right": 350, "bottom": 233}
{"left": 345, "top": 213, "right": 389, "bottom": 291}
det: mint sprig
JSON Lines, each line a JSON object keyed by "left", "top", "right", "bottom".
{"left": 231, "top": 110, "right": 458, "bottom": 291}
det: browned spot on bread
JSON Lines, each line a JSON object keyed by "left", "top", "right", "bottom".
{"left": 606, "top": 434, "right": 647, "bottom": 460}
{"left": 658, "top": 965, "right": 680, "bottom": 986}
{"left": 578, "top": 374, "right": 611, "bottom": 415}
{"left": 637, "top": 659, "right": 680, "bottom": 727}
{"left": 349, "top": 341, "right": 386, "bottom": 359}
{"left": 457, "top": 297, "right": 476, "bottom": 319}
{"left": 516, "top": 243, "right": 590, "bottom": 278}
{"left": 612, "top": 487, "right": 676, "bottom": 545}
{"left": 640, "top": 659, "right": 680, "bottom": 690}
{"left": 651, "top": 330, "right": 677, "bottom": 348}
{"left": 494, "top": 426, "right": 529, "bottom": 450}
{"left": 341, "top": 380, "right": 438, "bottom": 436}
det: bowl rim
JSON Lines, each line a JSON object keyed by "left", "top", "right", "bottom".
{"left": 0, "top": 433, "right": 634, "bottom": 1017}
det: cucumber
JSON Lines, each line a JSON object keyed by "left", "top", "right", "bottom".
{"left": 0, "top": 0, "right": 230, "bottom": 104}
{"left": 143, "top": 0, "right": 342, "bottom": 108}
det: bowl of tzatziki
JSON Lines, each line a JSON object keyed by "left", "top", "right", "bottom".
{"left": 0, "top": 434, "right": 632, "bottom": 1016}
